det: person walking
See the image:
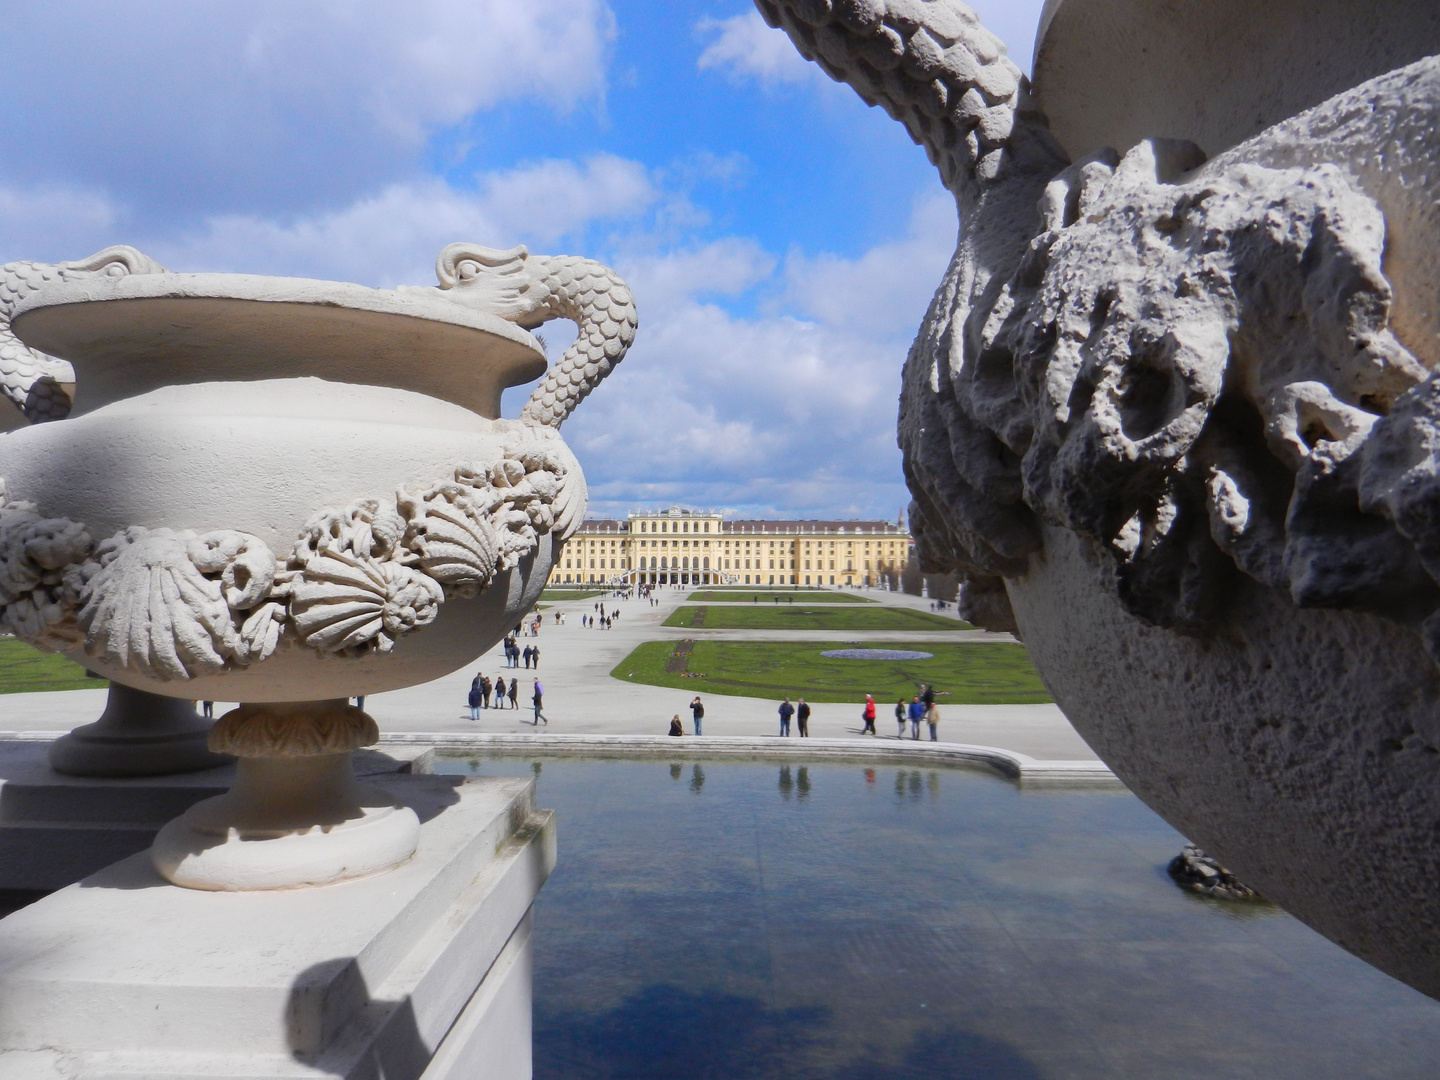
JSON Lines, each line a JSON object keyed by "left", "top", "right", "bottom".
{"left": 895, "top": 697, "right": 907, "bottom": 738}
{"left": 521, "top": 645, "right": 531, "bottom": 669}
{"left": 862, "top": 694, "right": 876, "bottom": 735}
{"left": 480, "top": 674, "right": 492, "bottom": 709}
{"left": 690, "top": 695, "right": 705, "bottom": 736}
{"left": 532, "top": 678, "right": 548, "bottom": 725}
{"left": 494, "top": 675, "right": 506, "bottom": 712}
{"left": 468, "top": 675, "right": 482, "bottom": 721}
{"left": 532, "top": 645, "right": 540, "bottom": 669}
{"left": 508, "top": 677, "right": 519, "bottom": 710}
{"left": 668, "top": 714, "right": 685, "bottom": 737}
{"left": 796, "top": 698, "right": 811, "bottom": 737}
{"left": 921, "top": 683, "right": 936, "bottom": 716}
{"left": 927, "top": 703, "right": 940, "bottom": 742}
{"left": 778, "top": 698, "right": 795, "bottom": 737}
{"left": 908, "top": 696, "right": 925, "bottom": 740}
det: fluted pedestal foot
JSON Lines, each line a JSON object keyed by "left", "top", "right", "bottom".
{"left": 150, "top": 700, "right": 419, "bottom": 891}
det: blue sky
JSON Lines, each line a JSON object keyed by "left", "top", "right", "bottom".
{"left": 0, "top": 0, "right": 1046, "bottom": 521}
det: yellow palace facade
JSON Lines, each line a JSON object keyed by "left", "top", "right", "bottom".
{"left": 548, "top": 505, "right": 911, "bottom": 588}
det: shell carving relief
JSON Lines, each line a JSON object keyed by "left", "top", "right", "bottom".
{"left": 0, "top": 423, "right": 582, "bottom": 680}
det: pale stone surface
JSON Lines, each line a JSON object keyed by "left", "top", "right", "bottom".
{"left": 0, "top": 238, "right": 628, "bottom": 895}
{"left": 1033, "top": 0, "right": 1440, "bottom": 164}
{"left": 0, "top": 242, "right": 634, "bottom": 701}
{"left": 152, "top": 754, "right": 422, "bottom": 892}
{"left": 761, "top": 0, "right": 1440, "bottom": 999}
{"left": 0, "top": 773, "right": 553, "bottom": 1078}
{"left": 47, "top": 683, "right": 227, "bottom": 777}
{"left": 0, "top": 742, "right": 432, "bottom": 891}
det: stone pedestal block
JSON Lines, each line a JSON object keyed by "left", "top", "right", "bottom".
{"left": 0, "top": 741, "right": 434, "bottom": 891}
{"left": 0, "top": 772, "right": 554, "bottom": 1078}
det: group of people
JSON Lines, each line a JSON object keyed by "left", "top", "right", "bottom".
{"left": 773, "top": 686, "right": 940, "bottom": 740}
{"left": 777, "top": 697, "right": 812, "bottom": 737}
{"left": 668, "top": 695, "right": 704, "bottom": 736}
{"left": 584, "top": 601, "right": 619, "bottom": 629}
{"left": 897, "top": 684, "right": 940, "bottom": 740}
{"left": 500, "top": 636, "right": 541, "bottom": 668}
{"left": 468, "top": 673, "right": 547, "bottom": 725}
{"left": 468, "top": 673, "right": 518, "bottom": 716}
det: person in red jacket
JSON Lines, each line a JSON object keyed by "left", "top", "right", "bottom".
{"left": 862, "top": 694, "right": 877, "bottom": 735}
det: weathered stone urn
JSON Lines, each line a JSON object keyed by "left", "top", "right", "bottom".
{"left": 0, "top": 241, "right": 634, "bottom": 888}
{"left": 760, "top": 0, "right": 1440, "bottom": 999}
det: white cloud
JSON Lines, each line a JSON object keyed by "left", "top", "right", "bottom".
{"left": 0, "top": 1, "right": 617, "bottom": 221}
{"left": 0, "top": 185, "right": 123, "bottom": 265}
{"left": 150, "top": 156, "right": 656, "bottom": 286}
{"left": 555, "top": 194, "right": 958, "bottom": 519}
{"left": 0, "top": 145, "right": 953, "bottom": 522}
{"left": 618, "top": 238, "right": 776, "bottom": 312}
{"left": 781, "top": 189, "right": 957, "bottom": 336}
{"left": 696, "top": 12, "right": 821, "bottom": 87}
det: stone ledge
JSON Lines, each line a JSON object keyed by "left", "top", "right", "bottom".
{"left": 0, "top": 774, "right": 554, "bottom": 1077}
{"left": 376, "top": 732, "right": 1122, "bottom": 787}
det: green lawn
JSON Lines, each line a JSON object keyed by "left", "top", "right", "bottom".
{"left": 539, "top": 588, "right": 610, "bottom": 602}
{"left": 611, "top": 639, "right": 1052, "bottom": 704}
{"left": 664, "top": 605, "right": 965, "bottom": 631}
{"left": 0, "top": 637, "right": 106, "bottom": 694}
{"left": 685, "top": 589, "right": 876, "bottom": 604}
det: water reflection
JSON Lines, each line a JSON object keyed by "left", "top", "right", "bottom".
{"left": 892, "top": 769, "right": 939, "bottom": 801}
{"left": 670, "top": 763, "right": 683, "bottom": 781}
{"left": 439, "top": 757, "right": 1440, "bottom": 1080}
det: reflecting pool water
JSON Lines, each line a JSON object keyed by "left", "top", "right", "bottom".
{"left": 435, "top": 757, "right": 1440, "bottom": 1079}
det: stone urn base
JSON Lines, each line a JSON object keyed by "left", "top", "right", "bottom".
{"left": 48, "top": 683, "right": 229, "bottom": 778}
{"left": 150, "top": 701, "right": 420, "bottom": 891}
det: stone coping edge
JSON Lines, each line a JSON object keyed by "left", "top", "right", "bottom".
{"left": 376, "top": 732, "right": 1123, "bottom": 787}
{"left": 0, "top": 731, "right": 1121, "bottom": 787}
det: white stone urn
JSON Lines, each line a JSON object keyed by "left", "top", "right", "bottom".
{"left": 0, "top": 241, "right": 634, "bottom": 887}
{"left": 759, "top": 0, "right": 1440, "bottom": 1001}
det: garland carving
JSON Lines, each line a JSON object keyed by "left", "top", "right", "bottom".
{"left": 0, "top": 423, "right": 579, "bottom": 680}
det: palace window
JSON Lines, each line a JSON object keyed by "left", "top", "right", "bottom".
{"left": 703, "top": 557, "right": 710, "bottom": 569}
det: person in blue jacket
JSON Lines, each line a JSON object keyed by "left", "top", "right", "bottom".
{"left": 778, "top": 697, "right": 795, "bottom": 736}
{"left": 907, "top": 696, "right": 925, "bottom": 740}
